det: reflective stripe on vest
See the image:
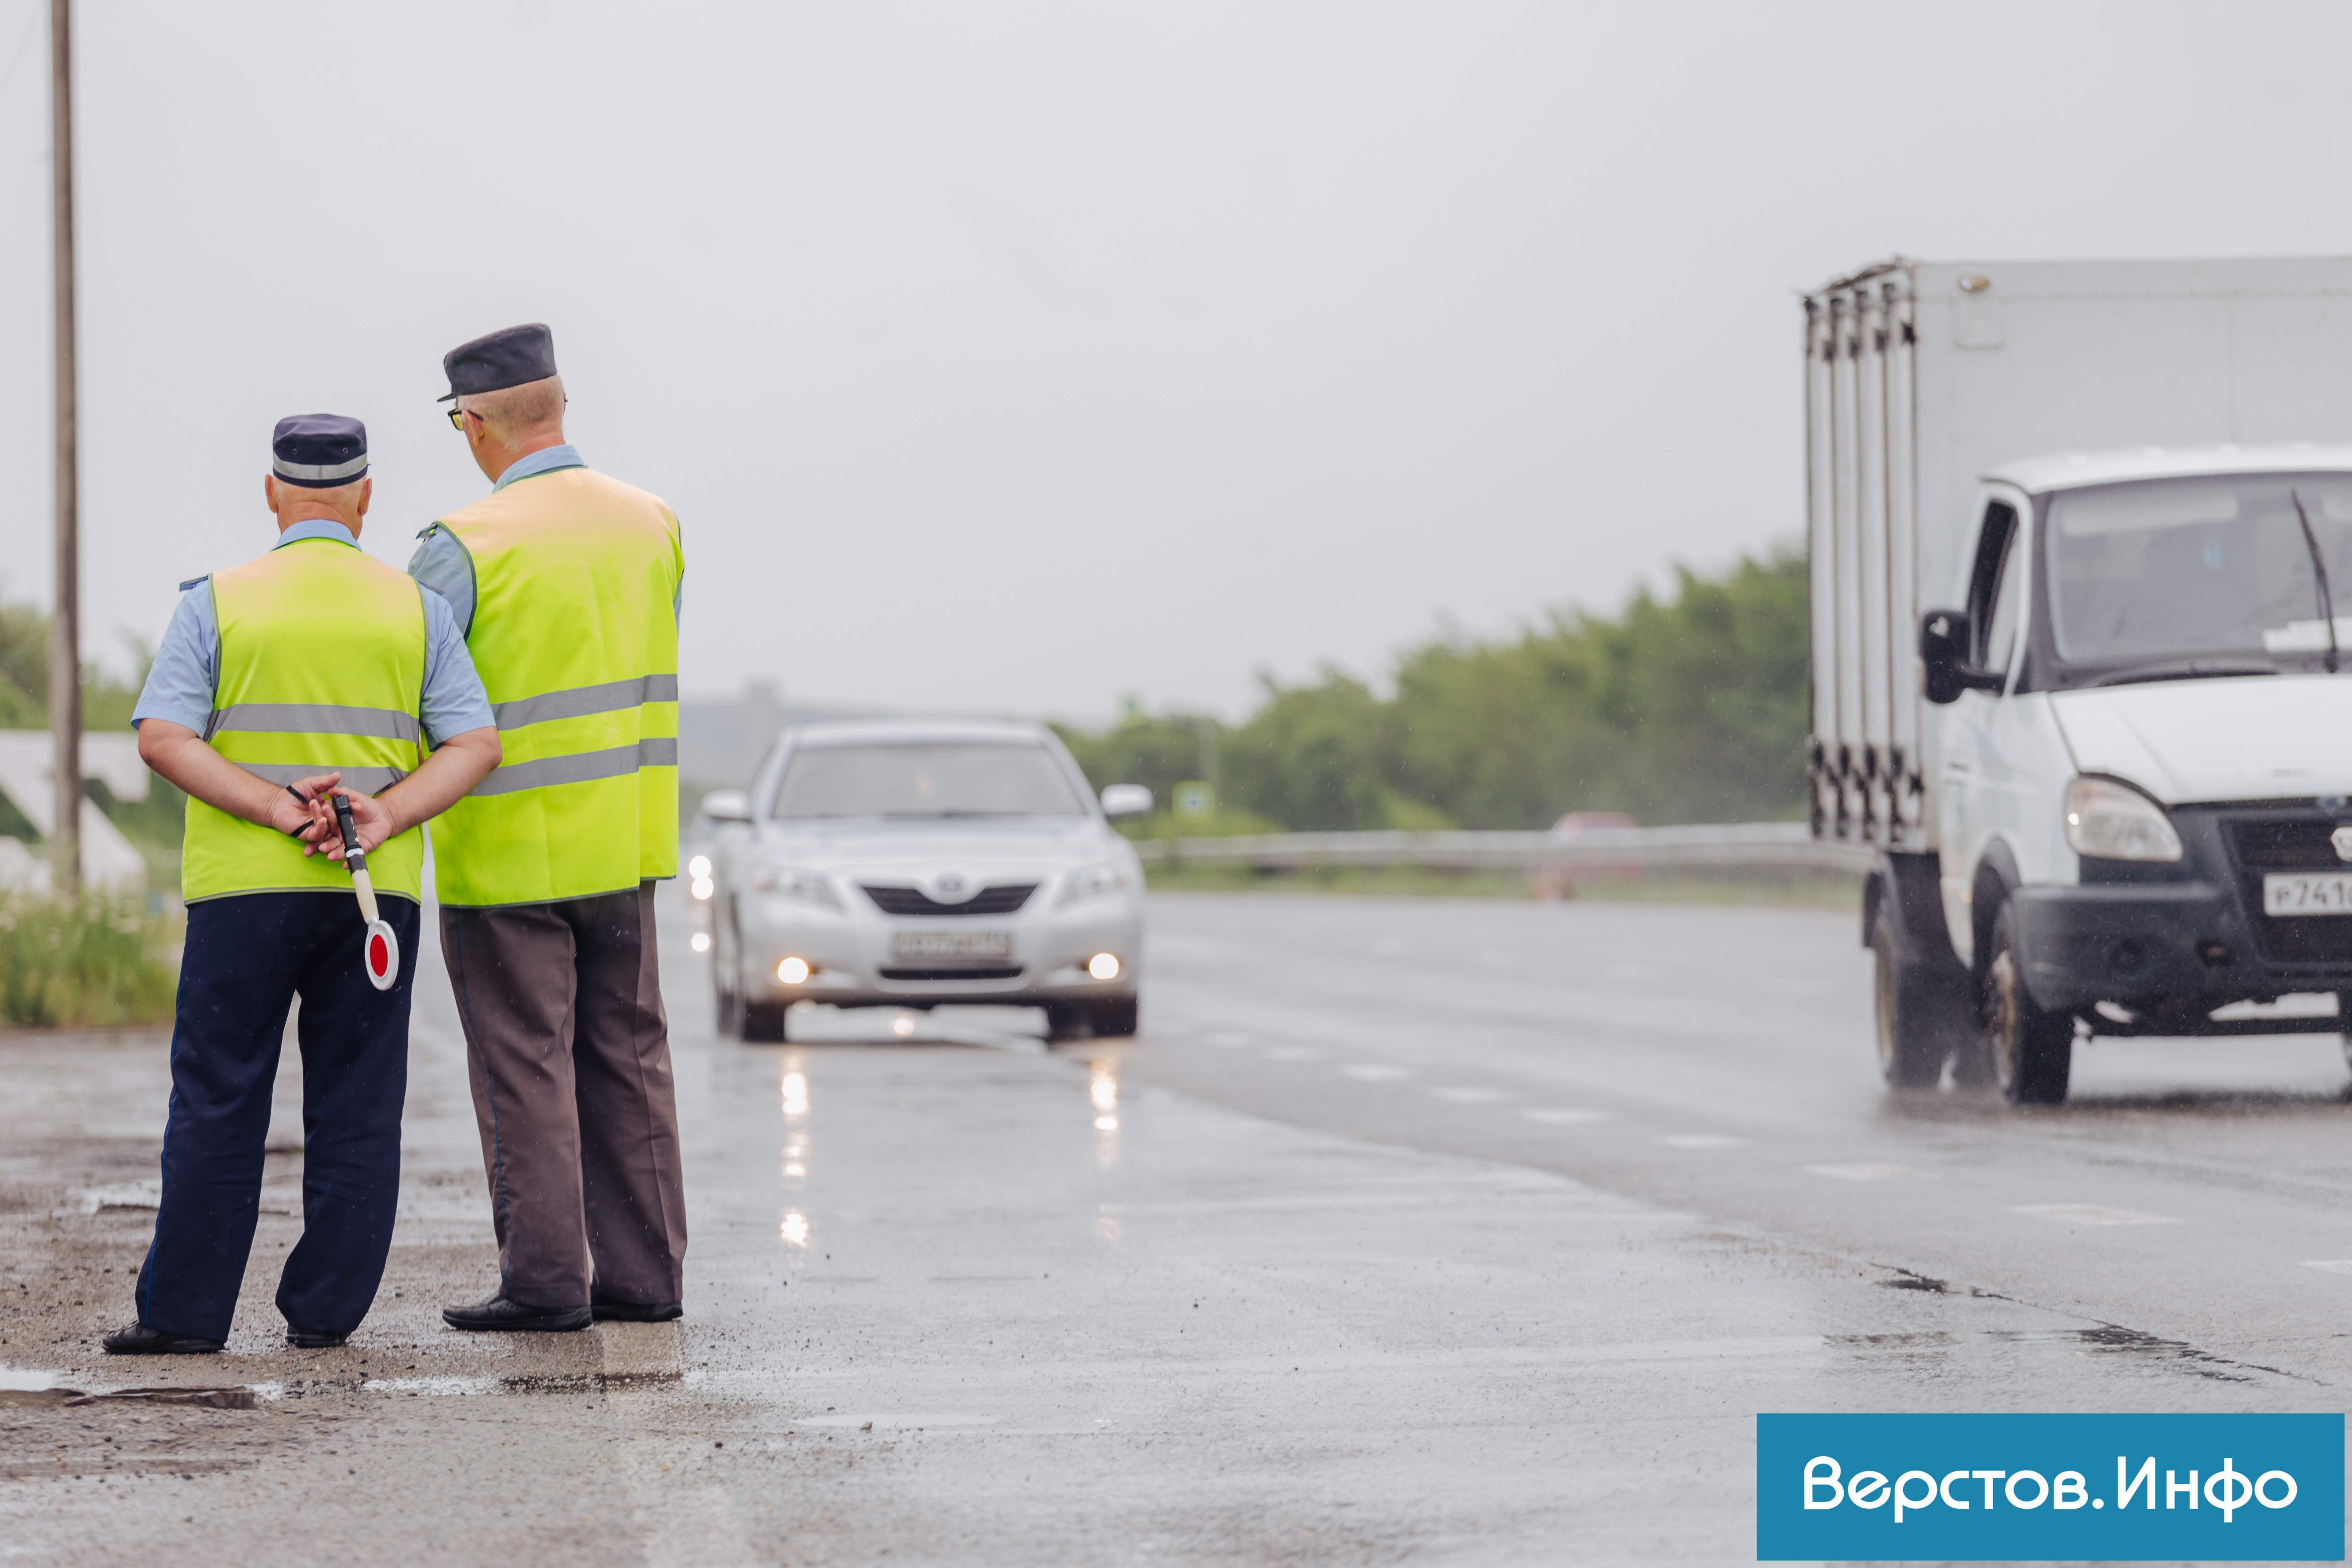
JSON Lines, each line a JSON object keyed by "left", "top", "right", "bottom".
{"left": 181, "top": 538, "right": 429, "bottom": 904}
{"left": 424, "top": 467, "right": 682, "bottom": 907}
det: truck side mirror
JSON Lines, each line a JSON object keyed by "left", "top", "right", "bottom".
{"left": 1919, "top": 609, "right": 2006, "bottom": 703}
{"left": 701, "top": 788, "right": 751, "bottom": 823}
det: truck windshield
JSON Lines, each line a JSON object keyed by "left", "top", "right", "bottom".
{"left": 2044, "top": 474, "right": 2352, "bottom": 667}
{"left": 771, "top": 743, "right": 1087, "bottom": 820}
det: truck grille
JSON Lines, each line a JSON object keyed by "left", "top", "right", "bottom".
{"left": 2224, "top": 814, "right": 2352, "bottom": 963}
{"left": 879, "top": 965, "right": 1024, "bottom": 982}
{"left": 862, "top": 883, "right": 1036, "bottom": 917}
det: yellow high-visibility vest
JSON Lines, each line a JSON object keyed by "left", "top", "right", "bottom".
{"left": 422, "top": 465, "right": 682, "bottom": 908}
{"left": 184, "top": 536, "right": 428, "bottom": 904}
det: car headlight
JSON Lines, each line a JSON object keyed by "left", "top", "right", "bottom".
{"left": 2063, "top": 776, "right": 2183, "bottom": 862}
{"left": 751, "top": 864, "right": 842, "bottom": 908}
{"left": 1058, "top": 861, "right": 1133, "bottom": 908}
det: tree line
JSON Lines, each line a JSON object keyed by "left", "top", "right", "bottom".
{"left": 1058, "top": 542, "right": 1807, "bottom": 832}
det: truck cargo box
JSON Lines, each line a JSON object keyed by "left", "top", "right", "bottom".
{"left": 1805, "top": 256, "right": 2352, "bottom": 850}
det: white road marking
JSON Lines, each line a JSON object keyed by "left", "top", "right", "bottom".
{"left": 800, "top": 1413, "right": 1000, "bottom": 1429}
{"left": 2007, "top": 1204, "right": 2180, "bottom": 1227}
{"left": 1339, "top": 1065, "right": 1414, "bottom": 1082}
{"left": 1521, "top": 1108, "right": 1614, "bottom": 1126}
{"left": 1804, "top": 1162, "right": 1918, "bottom": 1182}
{"left": 1430, "top": 1086, "right": 1516, "bottom": 1105}
{"left": 1659, "top": 1134, "right": 1746, "bottom": 1150}
{"left": 1265, "top": 1045, "right": 1326, "bottom": 1062}
{"left": 2300, "top": 1260, "right": 2352, "bottom": 1275}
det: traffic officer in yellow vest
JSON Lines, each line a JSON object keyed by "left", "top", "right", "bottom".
{"left": 397, "top": 324, "right": 689, "bottom": 1332}
{"left": 104, "top": 415, "right": 500, "bottom": 1355}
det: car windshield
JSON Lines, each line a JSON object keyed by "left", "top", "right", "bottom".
{"left": 2045, "top": 473, "right": 2352, "bottom": 666}
{"left": 771, "top": 742, "right": 1086, "bottom": 820}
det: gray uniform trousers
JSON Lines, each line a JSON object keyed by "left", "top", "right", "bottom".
{"left": 439, "top": 881, "right": 687, "bottom": 1311}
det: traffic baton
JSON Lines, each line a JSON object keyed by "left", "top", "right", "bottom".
{"left": 331, "top": 793, "right": 400, "bottom": 991}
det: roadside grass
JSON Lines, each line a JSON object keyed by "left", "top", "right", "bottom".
{"left": 1141, "top": 862, "right": 1861, "bottom": 910}
{"left": 0, "top": 893, "right": 179, "bottom": 1029}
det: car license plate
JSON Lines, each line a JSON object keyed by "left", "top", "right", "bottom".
{"left": 2263, "top": 872, "right": 2352, "bottom": 916}
{"left": 891, "top": 929, "right": 1013, "bottom": 960}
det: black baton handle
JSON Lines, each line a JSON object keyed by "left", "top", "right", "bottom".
{"left": 332, "top": 794, "right": 368, "bottom": 874}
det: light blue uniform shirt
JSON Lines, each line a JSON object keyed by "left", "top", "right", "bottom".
{"left": 405, "top": 445, "right": 681, "bottom": 635}
{"left": 132, "top": 519, "right": 495, "bottom": 745}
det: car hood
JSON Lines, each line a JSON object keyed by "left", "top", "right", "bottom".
{"left": 2048, "top": 674, "right": 2352, "bottom": 804}
{"left": 750, "top": 818, "right": 1128, "bottom": 879}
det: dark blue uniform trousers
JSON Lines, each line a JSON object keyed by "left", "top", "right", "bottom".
{"left": 136, "top": 890, "right": 420, "bottom": 1343}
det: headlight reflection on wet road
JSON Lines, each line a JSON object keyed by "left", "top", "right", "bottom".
{"left": 1090, "top": 1060, "right": 1118, "bottom": 1132}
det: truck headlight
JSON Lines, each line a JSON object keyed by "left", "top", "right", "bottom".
{"left": 2064, "top": 776, "right": 2183, "bottom": 862}
{"left": 1058, "top": 861, "right": 1133, "bottom": 908}
{"left": 752, "top": 864, "right": 841, "bottom": 908}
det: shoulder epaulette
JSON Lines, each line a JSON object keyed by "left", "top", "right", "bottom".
{"left": 178, "top": 575, "right": 210, "bottom": 591}
{"left": 415, "top": 523, "right": 442, "bottom": 540}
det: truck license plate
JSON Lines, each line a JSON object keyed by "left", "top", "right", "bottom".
{"left": 892, "top": 929, "right": 1013, "bottom": 960}
{"left": 2263, "top": 873, "right": 2352, "bottom": 916}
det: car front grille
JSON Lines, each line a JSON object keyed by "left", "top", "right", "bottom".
{"left": 2222, "top": 811, "right": 2352, "bottom": 963}
{"left": 879, "top": 965, "right": 1025, "bottom": 982}
{"left": 862, "top": 884, "right": 1036, "bottom": 917}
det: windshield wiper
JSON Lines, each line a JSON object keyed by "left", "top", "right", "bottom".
{"left": 2291, "top": 487, "right": 2341, "bottom": 674}
{"left": 2089, "top": 659, "right": 2280, "bottom": 688}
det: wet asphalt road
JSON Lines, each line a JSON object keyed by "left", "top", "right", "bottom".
{"left": 1129, "top": 893, "right": 2352, "bottom": 1390}
{"left": 5, "top": 885, "right": 2351, "bottom": 1565}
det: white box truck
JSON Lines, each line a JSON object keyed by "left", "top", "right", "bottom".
{"left": 1809, "top": 257, "right": 2352, "bottom": 1102}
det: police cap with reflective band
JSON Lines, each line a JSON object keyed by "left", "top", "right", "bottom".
{"left": 438, "top": 322, "right": 557, "bottom": 403}
{"left": 271, "top": 413, "right": 368, "bottom": 489}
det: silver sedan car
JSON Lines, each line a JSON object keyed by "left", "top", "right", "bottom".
{"left": 693, "top": 720, "right": 1149, "bottom": 1044}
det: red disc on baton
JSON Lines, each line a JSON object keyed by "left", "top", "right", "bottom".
{"left": 364, "top": 921, "right": 399, "bottom": 990}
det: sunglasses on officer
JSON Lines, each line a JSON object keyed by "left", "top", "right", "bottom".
{"left": 446, "top": 407, "right": 478, "bottom": 433}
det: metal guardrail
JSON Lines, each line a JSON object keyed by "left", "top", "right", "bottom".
{"left": 1128, "top": 822, "right": 1876, "bottom": 876}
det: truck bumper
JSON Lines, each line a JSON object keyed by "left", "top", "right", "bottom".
{"left": 2012, "top": 882, "right": 2352, "bottom": 1015}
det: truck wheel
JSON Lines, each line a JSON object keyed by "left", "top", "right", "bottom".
{"left": 740, "top": 999, "right": 788, "bottom": 1043}
{"left": 1985, "top": 903, "right": 2071, "bottom": 1105}
{"left": 1044, "top": 1002, "right": 1088, "bottom": 1043}
{"left": 1089, "top": 996, "right": 1139, "bottom": 1038}
{"left": 1872, "top": 904, "right": 1947, "bottom": 1089}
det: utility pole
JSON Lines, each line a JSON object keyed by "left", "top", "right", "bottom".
{"left": 48, "top": 0, "right": 80, "bottom": 893}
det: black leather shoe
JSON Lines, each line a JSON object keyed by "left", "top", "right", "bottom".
{"left": 102, "top": 1322, "right": 224, "bottom": 1356}
{"left": 285, "top": 1328, "right": 348, "bottom": 1349}
{"left": 591, "top": 1298, "right": 683, "bottom": 1323}
{"left": 441, "top": 1294, "right": 591, "bottom": 1332}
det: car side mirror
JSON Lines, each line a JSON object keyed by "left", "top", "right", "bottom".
{"left": 1919, "top": 609, "right": 2006, "bottom": 704}
{"left": 1100, "top": 783, "right": 1153, "bottom": 820}
{"left": 701, "top": 788, "right": 751, "bottom": 823}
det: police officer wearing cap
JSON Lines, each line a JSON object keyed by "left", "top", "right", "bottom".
{"left": 400, "top": 325, "right": 689, "bottom": 1332}
{"left": 101, "top": 415, "right": 502, "bottom": 1355}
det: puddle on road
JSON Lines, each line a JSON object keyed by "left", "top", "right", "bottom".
{"left": 1832, "top": 1324, "right": 2287, "bottom": 1384}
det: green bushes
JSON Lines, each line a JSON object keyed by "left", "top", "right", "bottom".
{"left": 0, "top": 893, "right": 178, "bottom": 1029}
{"left": 1062, "top": 542, "right": 1809, "bottom": 831}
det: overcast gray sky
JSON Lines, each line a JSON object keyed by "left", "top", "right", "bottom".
{"left": 7, "top": 1, "right": 2352, "bottom": 722}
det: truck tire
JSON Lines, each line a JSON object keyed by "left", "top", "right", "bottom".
{"left": 1044, "top": 1002, "right": 1088, "bottom": 1043}
{"left": 1089, "top": 996, "right": 1139, "bottom": 1038}
{"left": 1871, "top": 902, "right": 1948, "bottom": 1089}
{"left": 1985, "top": 903, "right": 2071, "bottom": 1105}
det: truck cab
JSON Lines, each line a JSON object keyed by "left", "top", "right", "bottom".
{"left": 1910, "top": 449, "right": 2352, "bottom": 1099}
